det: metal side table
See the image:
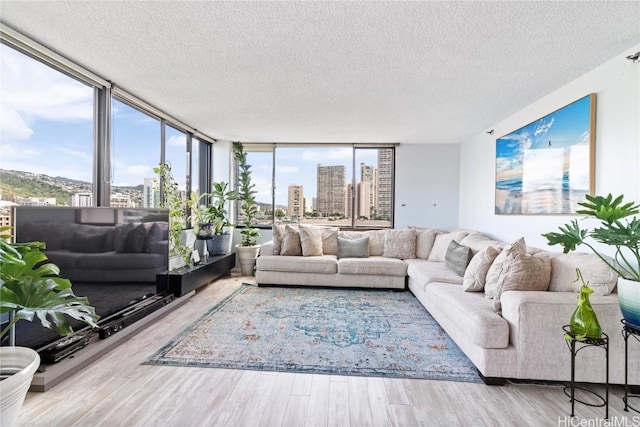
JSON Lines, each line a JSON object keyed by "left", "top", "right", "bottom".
{"left": 562, "top": 325, "right": 609, "bottom": 419}
{"left": 622, "top": 319, "right": 640, "bottom": 413}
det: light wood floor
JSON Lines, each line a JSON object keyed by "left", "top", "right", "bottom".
{"left": 18, "top": 275, "right": 635, "bottom": 427}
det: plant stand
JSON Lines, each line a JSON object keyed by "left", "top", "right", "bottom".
{"left": 157, "top": 253, "right": 235, "bottom": 297}
{"left": 622, "top": 319, "right": 640, "bottom": 413}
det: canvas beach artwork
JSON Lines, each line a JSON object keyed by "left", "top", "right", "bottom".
{"left": 495, "top": 94, "right": 595, "bottom": 214}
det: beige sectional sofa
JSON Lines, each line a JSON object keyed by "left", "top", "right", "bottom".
{"left": 255, "top": 225, "right": 640, "bottom": 386}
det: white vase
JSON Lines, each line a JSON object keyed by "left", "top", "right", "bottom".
{"left": 0, "top": 347, "right": 40, "bottom": 427}
{"left": 235, "top": 244, "right": 261, "bottom": 276}
{"left": 618, "top": 277, "right": 640, "bottom": 329}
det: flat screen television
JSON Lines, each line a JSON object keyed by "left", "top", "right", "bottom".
{"left": 2, "top": 206, "right": 170, "bottom": 355}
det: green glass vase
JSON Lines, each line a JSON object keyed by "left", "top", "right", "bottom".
{"left": 570, "top": 284, "right": 602, "bottom": 339}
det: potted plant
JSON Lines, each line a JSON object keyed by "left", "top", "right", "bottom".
{"left": 0, "top": 226, "right": 99, "bottom": 427}
{"left": 188, "top": 181, "right": 237, "bottom": 256}
{"left": 233, "top": 142, "right": 261, "bottom": 275}
{"left": 543, "top": 193, "right": 640, "bottom": 329}
{"left": 154, "top": 163, "right": 192, "bottom": 269}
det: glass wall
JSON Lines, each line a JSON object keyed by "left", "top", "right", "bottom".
{"left": 0, "top": 43, "right": 94, "bottom": 209}
{"left": 240, "top": 145, "right": 394, "bottom": 229}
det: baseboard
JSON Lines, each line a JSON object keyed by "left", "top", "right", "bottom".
{"left": 29, "top": 290, "right": 194, "bottom": 392}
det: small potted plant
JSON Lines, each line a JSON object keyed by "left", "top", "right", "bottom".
{"left": 233, "top": 142, "right": 261, "bottom": 275}
{"left": 543, "top": 193, "right": 640, "bottom": 329}
{"left": 0, "top": 226, "right": 99, "bottom": 427}
{"left": 188, "top": 181, "right": 238, "bottom": 255}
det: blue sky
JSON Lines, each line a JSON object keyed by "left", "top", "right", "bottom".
{"left": 496, "top": 95, "right": 592, "bottom": 173}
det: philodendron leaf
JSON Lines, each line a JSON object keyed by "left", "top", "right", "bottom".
{"left": 542, "top": 220, "right": 587, "bottom": 253}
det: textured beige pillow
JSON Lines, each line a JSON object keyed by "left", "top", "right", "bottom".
{"left": 299, "top": 225, "right": 323, "bottom": 256}
{"left": 415, "top": 228, "right": 439, "bottom": 259}
{"left": 280, "top": 225, "right": 302, "bottom": 256}
{"left": 484, "top": 237, "right": 526, "bottom": 299}
{"left": 463, "top": 245, "right": 500, "bottom": 292}
{"left": 321, "top": 227, "right": 339, "bottom": 255}
{"left": 382, "top": 229, "right": 417, "bottom": 259}
{"left": 272, "top": 224, "right": 286, "bottom": 255}
{"left": 491, "top": 247, "right": 551, "bottom": 310}
{"left": 427, "top": 230, "right": 470, "bottom": 262}
{"left": 367, "top": 230, "right": 386, "bottom": 256}
{"left": 548, "top": 252, "right": 618, "bottom": 295}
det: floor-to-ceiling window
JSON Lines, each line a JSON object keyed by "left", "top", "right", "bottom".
{"left": 239, "top": 144, "right": 395, "bottom": 229}
{"left": 0, "top": 44, "right": 94, "bottom": 208}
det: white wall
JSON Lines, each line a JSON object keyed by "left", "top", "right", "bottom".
{"left": 395, "top": 143, "right": 460, "bottom": 230}
{"left": 459, "top": 44, "right": 640, "bottom": 251}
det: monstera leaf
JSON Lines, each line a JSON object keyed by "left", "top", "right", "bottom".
{"left": 0, "top": 226, "right": 99, "bottom": 340}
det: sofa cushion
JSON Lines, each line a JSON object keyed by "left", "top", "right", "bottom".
{"left": 272, "top": 224, "right": 286, "bottom": 255}
{"left": 299, "top": 225, "right": 323, "bottom": 256}
{"left": 67, "top": 231, "right": 107, "bottom": 253}
{"left": 18, "top": 222, "right": 69, "bottom": 250}
{"left": 256, "top": 255, "right": 338, "bottom": 274}
{"left": 427, "top": 230, "right": 470, "bottom": 262}
{"left": 76, "top": 252, "right": 166, "bottom": 269}
{"left": 339, "top": 230, "right": 385, "bottom": 256}
{"left": 414, "top": 228, "right": 439, "bottom": 259}
{"left": 114, "top": 223, "right": 135, "bottom": 253}
{"left": 281, "top": 225, "right": 302, "bottom": 256}
{"left": 485, "top": 237, "right": 526, "bottom": 299}
{"left": 459, "top": 233, "right": 502, "bottom": 255}
{"left": 337, "top": 236, "right": 369, "bottom": 259}
{"left": 124, "top": 224, "right": 147, "bottom": 253}
{"left": 321, "top": 227, "right": 339, "bottom": 255}
{"left": 463, "top": 245, "right": 500, "bottom": 292}
{"left": 491, "top": 246, "right": 552, "bottom": 311}
{"left": 405, "top": 259, "right": 463, "bottom": 287}
{"left": 338, "top": 256, "right": 407, "bottom": 276}
{"left": 44, "top": 250, "right": 83, "bottom": 268}
{"left": 444, "top": 240, "right": 473, "bottom": 276}
{"left": 383, "top": 228, "right": 416, "bottom": 259}
{"left": 425, "top": 282, "right": 510, "bottom": 349}
{"left": 548, "top": 252, "right": 618, "bottom": 295}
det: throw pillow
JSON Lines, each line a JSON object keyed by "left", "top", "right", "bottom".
{"left": 68, "top": 231, "right": 106, "bottom": 253}
{"left": 484, "top": 237, "right": 526, "bottom": 299}
{"left": 382, "top": 229, "right": 417, "bottom": 259}
{"left": 272, "top": 224, "right": 286, "bottom": 255}
{"left": 299, "top": 225, "right": 323, "bottom": 256}
{"left": 427, "top": 230, "right": 470, "bottom": 262}
{"left": 548, "top": 252, "right": 618, "bottom": 295}
{"left": 124, "top": 224, "right": 147, "bottom": 253}
{"left": 463, "top": 245, "right": 500, "bottom": 292}
{"left": 337, "top": 236, "right": 370, "bottom": 259}
{"left": 321, "top": 227, "right": 339, "bottom": 255}
{"left": 491, "top": 248, "right": 552, "bottom": 311}
{"left": 415, "top": 228, "right": 439, "bottom": 259}
{"left": 114, "top": 223, "right": 135, "bottom": 253}
{"left": 367, "top": 230, "right": 386, "bottom": 256}
{"left": 280, "top": 225, "right": 302, "bottom": 256}
{"left": 444, "top": 240, "right": 473, "bottom": 277}
{"left": 143, "top": 222, "right": 163, "bottom": 253}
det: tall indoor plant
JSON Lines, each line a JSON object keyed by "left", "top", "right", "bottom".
{"left": 0, "top": 226, "right": 99, "bottom": 427}
{"left": 232, "top": 142, "right": 261, "bottom": 275}
{"left": 154, "top": 163, "right": 191, "bottom": 268}
{"left": 543, "top": 193, "right": 640, "bottom": 328}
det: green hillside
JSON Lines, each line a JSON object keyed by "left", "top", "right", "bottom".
{"left": 0, "top": 171, "right": 72, "bottom": 205}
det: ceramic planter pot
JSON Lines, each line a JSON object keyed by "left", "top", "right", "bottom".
{"left": 235, "top": 244, "right": 260, "bottom": 276}
{"left": 618, "top": 277, "right": 640, "bottom": 329}
{"left": 0, "top": 347, "right": 40, "bottom": 427}
{"left": 207, "top": 234, "right": 231, "bottom": 256}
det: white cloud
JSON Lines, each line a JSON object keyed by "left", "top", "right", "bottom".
{"left": 533, "top": 117, "right": 555, "bottom": 136}
{"left": 0, "top": 106, "right": 33, "bottom": 140}
{"left": 53, "top": 145, "right": 92, "bottom": 161}
{"left": 0, "top": 143, "right": 40, "bottom": 161}
{"left": 167, "top": 134, "right": 186, "bottom": 147}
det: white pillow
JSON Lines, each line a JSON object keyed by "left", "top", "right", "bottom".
{"left": 299, "top": 225, "right": 323, "bottom": 256}
{"left": 463, "top": 245, "right": 500, "bottom": 292}
{"left": 484, "top": 237, "right": 526, "bottom": 299}
{"left": 427, "top": 230, "right": 469, "bottom": 262}
{"left": 280, "top": 225, "right": 302, "bottom": 256}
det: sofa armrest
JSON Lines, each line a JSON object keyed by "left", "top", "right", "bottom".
{"left": 260, "top": 241, "right": 274, "bottom": 256}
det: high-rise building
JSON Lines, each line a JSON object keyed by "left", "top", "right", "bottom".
{"left": 110, "top": 193, "right": 132, "bottom": 208}
{"left": 377, "top": 149, "right": 393, "bottom": 220}
{"left": 287, "top": 184, "right": 304, "bottom": 218}
{"left": 143, "top": 177, "right": 160, "bottom": 208}
{"left": 360, "top": 162, "right": 377, "bottom": 217}
{"left": 317, "top": 164, "right": 346, "bottom": 217}
{"left": 69, "top": 192, "right": 92, "bottom": 207}
{"left": 347, "top": 182, "right": 372, "bottom": 219}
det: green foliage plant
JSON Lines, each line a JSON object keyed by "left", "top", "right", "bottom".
{"left": 0, "top": 226, "right": 99, "bottom": 340}
{"left": 233, "top": 142, "right": 260, "bottom": 247}
{"left": 188, "top": 181, "right": 237, "bottom": 237}
{"left": 154, "top": 163, "right": 191, "bottom": 265}
{"left": 543, "top": 193, "right": 640, "bottom": 281}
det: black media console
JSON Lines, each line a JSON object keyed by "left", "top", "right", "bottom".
{"left": 157, "top": 253, "right": 236, "bottom": 297}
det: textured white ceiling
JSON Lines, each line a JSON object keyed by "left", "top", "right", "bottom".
{"left": 1, "top": 1, "right": 639, "bottom": 144}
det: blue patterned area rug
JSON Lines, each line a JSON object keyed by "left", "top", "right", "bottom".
{"left": 144, "top": 285, "right": 481, "bottom": 382}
